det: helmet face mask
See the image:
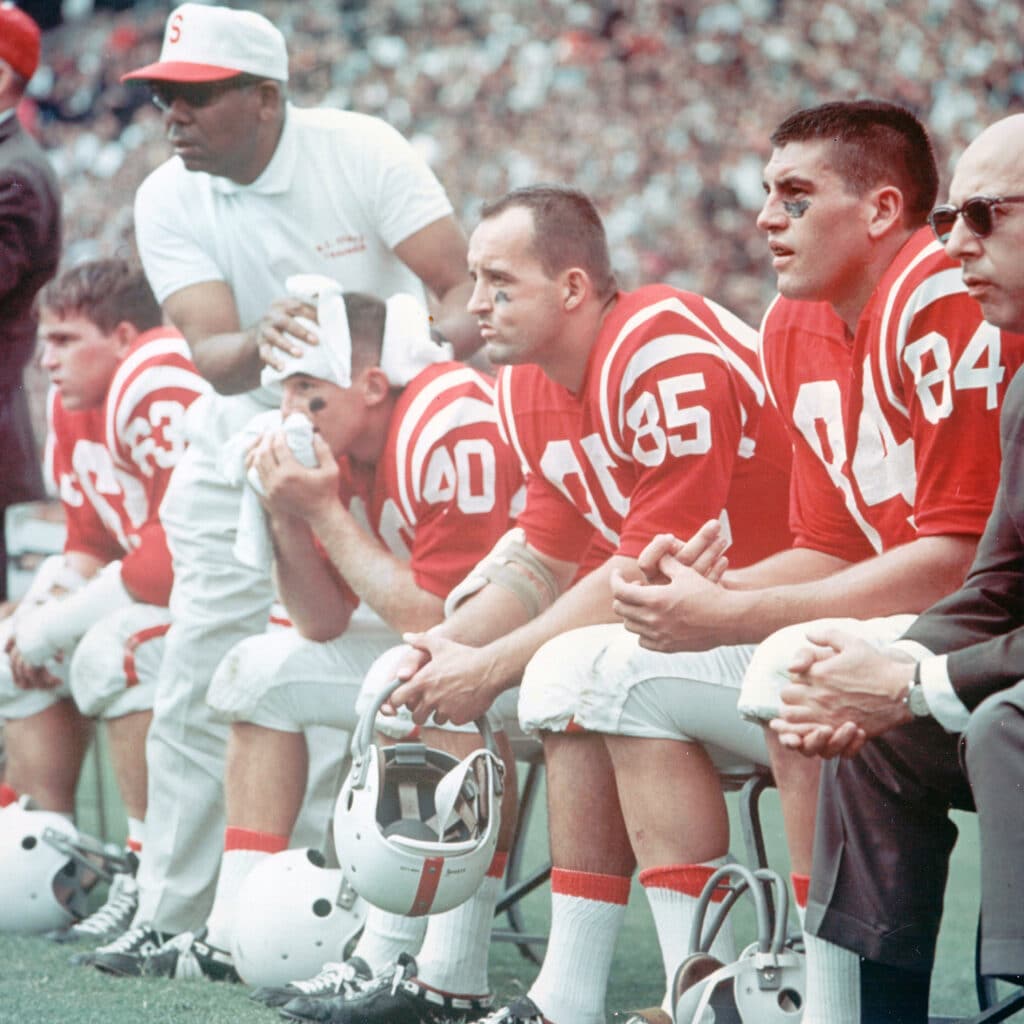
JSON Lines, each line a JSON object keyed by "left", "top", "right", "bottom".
{"left": 672, "top": 866, "right": 805, "bottom": 1024}
{"left": 335, "top": 680, "right": 504, "bottom": 916}
{"left": 0, "top": 801, "right": 94, "bottom": 933}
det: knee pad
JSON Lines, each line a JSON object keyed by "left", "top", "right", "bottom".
{"left": 208, "top": 631, "right": 305, "bottom": 729}
{"left": 69, "top": 605, "right": 169, "bottom": 718}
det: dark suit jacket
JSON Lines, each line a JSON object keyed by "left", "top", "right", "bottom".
{"left": 903, "top": 364, "right": 1024, "bottom": 709}
{"left": 0, "top": 109, "right": 61, "bottom": 511}
{"left": 0, "top": 110, "right": 61, "bottom": 392}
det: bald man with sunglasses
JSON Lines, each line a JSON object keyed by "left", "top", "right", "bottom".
{"left": 769, "top": 114, "right": 1024, "bottom": 1023}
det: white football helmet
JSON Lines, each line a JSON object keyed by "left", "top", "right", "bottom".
{"left": 673, "top": 865, "right": 805, "bottom": 1024}
{"left": 334, "top": 679, "right": 504, "bottom": 916}
{"left": 0, "top": 800, "right": 93, "bottom": 933}
{"left": 230, "top": 847, "right": 367, "bottom": 987}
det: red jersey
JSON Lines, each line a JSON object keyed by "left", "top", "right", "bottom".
{"left": 496, "top": 285, "right": 793, "bottom": 569}
{"left": 46, "top": 328, "right": 208, "bottom": 605}
{"left": 760, "top": 228, "right": 1024, "bottom": 561}
{"left": 341, "top": 362, "right": 523, "bottom": 599}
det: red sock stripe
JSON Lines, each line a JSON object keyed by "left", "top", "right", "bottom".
{"left": 223, "top": 826, "right": 288, "bottom": 854}
{"left": 550, "top": 868, "right": 631, "bottom": 905}
{"left": 790, "top": 872, "right": 810, "bottom": 909}
{"left": 638, "top": 864, "right": 728, "bottom": 902}
{"left": 122, "top": 623, "right": 171, "bottom": 687}
{"left": 0, "top": 783, "right": 18, "bottom": 807}
{"left": 126, "top": 838, "right": 143, "bottom": 853}
{"left": 487, "top": 850, "right": 508, "bottom": 879}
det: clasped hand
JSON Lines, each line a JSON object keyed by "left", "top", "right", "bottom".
{"left": 770, "top": 627, "right": 916, "bottom": 759}
{"left": 610, "top": 519, "right": 731, "bottom": 651}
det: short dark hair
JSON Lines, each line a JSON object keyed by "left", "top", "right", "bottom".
{"left": 480, "top": 185, "right": 618, "bottom": 299}
{"left": 344, "top": 292, "right": 388, "bottom": 372}
{"left": 37, "top": 259, "right": 163, "bottom": 333}
{"left": 770, "top": 100, "right": 939, "bottom": 226}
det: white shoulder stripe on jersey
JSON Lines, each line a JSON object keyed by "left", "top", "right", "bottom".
{"left": 105, "top": 334, "right": 205, "bottom": 447}
{"left": 108, "top": 365, "right": 208, "bottom": 459}
{"left": 106, "top": 333, "right": 196, "bottom": 405}
{"left": 757, "top": 295, "right": 785, "bottom": 416}
{"left": 876, "top": 238, "right": 952, "bottom": 415}
{"left": 407, "top": 395, "right": 497, "bottom": 513}
{"left": 599, "top": 297, "right": 764, "bottom": 461}
{"left": 495, "top": 370, "right": 533, "bottom": 481}
{"left": 393, "top": 366, "right": 492, "bottom": 526}
{"left": 883, "top": 265, "right": 972, "bottom": 417}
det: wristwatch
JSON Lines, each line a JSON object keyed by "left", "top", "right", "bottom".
{"left": 903, "top": 662, "right": 931, "bottom": 718}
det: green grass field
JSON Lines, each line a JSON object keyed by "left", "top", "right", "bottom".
{"left": 0, "top": 750, "right": 989, "bottom": 1023}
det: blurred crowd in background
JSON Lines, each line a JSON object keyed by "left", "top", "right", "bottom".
{"left": 19, "top": 0, "right": 1024, "bottom": 340}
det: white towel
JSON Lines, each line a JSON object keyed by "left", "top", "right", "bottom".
{"left": 380, "top": 292, "right": 452, "bottom": 385}
{"left": 260, "top": 280, "right": 451, "bottom": 390}
{"left": 261, "top": 274, "right": 352, "bottom": 390}
{"left": 223, "top": 410, "right": 319, "bottom": 571}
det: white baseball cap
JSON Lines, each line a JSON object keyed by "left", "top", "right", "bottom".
{"left": 122, "top": 3, "right": 288, "bottom": 83}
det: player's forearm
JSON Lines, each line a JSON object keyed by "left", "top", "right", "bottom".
{"left": 309, "top": 503, "right": 443, "bottom": 635}
{"left": 270, "top": 515, "right": 353, "bottom": 641}
{"left": 723, "top": 546, "right": 851, "bottom": 590}
{"left": 189, "top": 328, "right": 262, "bottom": 395}
{"left": 459, "top": 555, "right": 632, "bottom": 692}
{"left": 729, "top": 533, "right": 979, "bottom": 642}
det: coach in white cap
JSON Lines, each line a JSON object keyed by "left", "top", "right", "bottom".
{"left": 88, "top": 3, "right": 481, "bottom": 976}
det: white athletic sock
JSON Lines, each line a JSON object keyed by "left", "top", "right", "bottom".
{"left": 639, "top": 858, "right": 733, "bottom": 1014}
{"left": 351, "top": 907, "right": 427, "bottom": 974}
{"left": 205, "top": 827, "right": 287, "bottom": 950}
{"left": 801, "top": 931, "right": 860, "bottom": 1024}
{"left": 415, "top": 853, "right": 507, "bottom": 996}
{"left": 527, "top": 868, "right": 631, "bottom": 1024}
{"left": 790, "top": 872, "right": 809, "bottom": 929}
{"left": 126, "top": 816, "right": 145, "bottom": 855}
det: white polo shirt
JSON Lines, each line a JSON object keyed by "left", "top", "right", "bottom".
{"left": 134, "top": 104, "right": 454, "bottom": 414}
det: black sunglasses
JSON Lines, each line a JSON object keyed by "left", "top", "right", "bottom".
{"left": 149, "top": 75, "right": 262, "bottom": 113}
{"left": 928, "top": 194, "right": 1024, "bottom": 244}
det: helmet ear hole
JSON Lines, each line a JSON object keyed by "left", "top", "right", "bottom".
{"left": 229, "top": 848, "right": 367, "bottom": 987}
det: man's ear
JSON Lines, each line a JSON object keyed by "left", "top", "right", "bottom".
{"left": 359, "top": 365, "right": 393, "bottom": 405}
{"left": 111, "top": 320, "right": 140, "bottom": 357}
{"left": 867, "top": 185, "right": 905, "bottom": 240}
{"left": 563, "top": 268, "right": 590, "bottom": 312}
{"left": 256, "top": 80, "right": 283, "bottom": 122}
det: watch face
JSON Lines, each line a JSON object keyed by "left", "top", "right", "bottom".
{"left": 909, "top": 684, "right": 930, "bottom": 717}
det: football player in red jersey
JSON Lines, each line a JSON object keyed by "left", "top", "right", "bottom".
{"left": 340, "top": 185, "right": 793, "bottom": 1024}
{"left": 0, "top": 259, "right": 207, "bottom": 940}
{"left": 609, "top": 101, "right": 1024, "bottom": 1023}
{"left": 90, "top": 290, "right": 525, "bottom": 988}
{"left": 767, "top": 114, "right": 1024, "bottom": 1023}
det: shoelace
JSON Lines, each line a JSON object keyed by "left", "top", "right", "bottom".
{"left": 291, "top": 961, "right": 363, "bottom": 996}
{"left": 161, "top": 930, "right": 198, "bottom": 954}
{"left": 97, "top": 922, "right": 158, "bottom": 954}
{"left": 74, "top": 875, "right": 138, "bottom": 935}
{"left": 480, "top": 1000, "right": 543, "bottom": 1023}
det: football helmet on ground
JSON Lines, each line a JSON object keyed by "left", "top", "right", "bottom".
{"left": 0, "top": 800, "right": 105, "bottom": 933}
{"left": 231, "top": 847, "right": 367, "bottom": 986}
